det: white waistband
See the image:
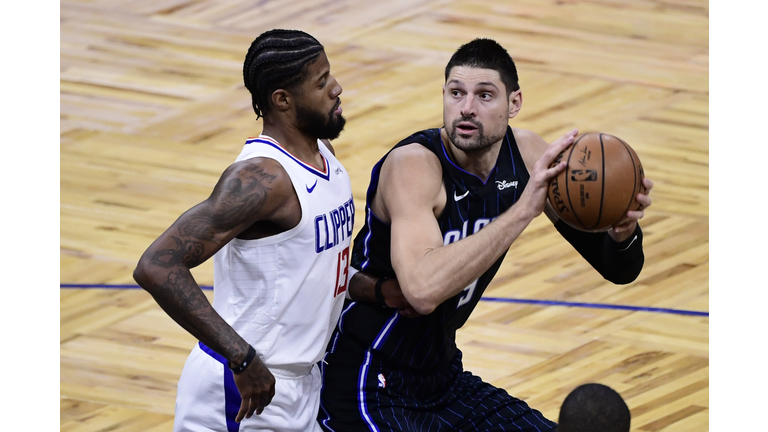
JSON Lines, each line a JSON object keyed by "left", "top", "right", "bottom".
{"left": 196, "top": 342, "right": 314, "bottom": 379}
{"left": 268, "top": 363, "right": 314, "bottom": 379}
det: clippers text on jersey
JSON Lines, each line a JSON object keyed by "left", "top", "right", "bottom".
{"left": 314, "top": 196, "right": 355, "bottom": 253}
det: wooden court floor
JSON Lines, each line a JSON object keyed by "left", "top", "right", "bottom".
{"left": 61, "top": 0, "right": 709, "bottom": 430}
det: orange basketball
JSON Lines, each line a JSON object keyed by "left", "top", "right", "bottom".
{"left": 547, "top": 132, "right": 645, "bottom": 232}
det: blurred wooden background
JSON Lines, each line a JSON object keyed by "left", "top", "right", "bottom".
{"left": 60, "top": 0, "right": 708, "bottom": 430}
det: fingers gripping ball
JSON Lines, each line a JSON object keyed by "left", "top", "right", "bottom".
{"left": 547, "top": 132, "right": 645, "bottom": 232}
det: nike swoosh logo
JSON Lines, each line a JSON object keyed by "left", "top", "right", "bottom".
{"left": 454, "top": 190, "right": 470, "bottom": 201}
{"left": 618, "top": 234, "right": 638, "bottom": 251}
{"left": 306, "top": 180, "right": 318, "bottom": 193}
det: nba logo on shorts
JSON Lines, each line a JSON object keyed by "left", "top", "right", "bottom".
{"left": 377, "top": 373, "right": 386, "bottom": 388}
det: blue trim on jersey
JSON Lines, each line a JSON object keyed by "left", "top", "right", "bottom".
{"left": 355, "top": 312, "right": 400, "bottom": 431}
{"left": 527, "top": 407, "right": 549, "bottom": 431}
{"left": 359, "top": 349, "right": 380, "bottom": 431}
{"left": 360, "top": 153, "right": 389, "bottom": 271}
{"left": 318, "top": 358, "right": 339, "bottom": 432}
{"left": 361, "top": 208, "right": 374, "bottom": 270}
{"left": 328, "top": 330, "right": 341, "bottom": 354}
{"left": 245, "top": 138, "right": 330, "bottom": 181}
{"left": 198, "top": 342, "right": 241, "bottom": 432}
{"left": 338, "top": 302, "right": 357, "bottom": 335}
{"left": 372, "top": 312, "right": 400, "bottom": 350}
{"left": 438, "top": 133, "right": 497, "bottom": 186}
{"left": 364, "top": 154, "right": 385, "bottom": 204}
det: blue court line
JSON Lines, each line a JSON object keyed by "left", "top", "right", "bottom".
{"left": 481, "top": 297, "right": 709, "bottom": 317}
{"left": 60, "top": 283, "right": 214, "bottom": 290}
{"left": 59, "top": 284, "right": 708, "bottom": 317}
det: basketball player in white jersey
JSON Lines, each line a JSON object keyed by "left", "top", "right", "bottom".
{"left": 133, "top": 29, "right": 354, "bottom": 431}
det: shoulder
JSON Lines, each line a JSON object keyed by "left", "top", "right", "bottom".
{"left": 394, "top": 128, "right": 442, "bottom": 149}
{"left": 224, "top": 156, "right": 289, "bottom": 183}
{"left": 180, "top": 157, "right": 297, "bottom": 234}
{"left": 212, "top": 157, "right": 294, "bottom": 206}
{"left": 511, "top": 127, "right": 549, "bottom": 170}
{"left": 379, "top": 143, "right": 444, "bottom": 201}
{"left": 374, "top": 142, "right": 445, "bottom": 220}
{"left": 384, "top": 142, "right": 442, "bottom": 176}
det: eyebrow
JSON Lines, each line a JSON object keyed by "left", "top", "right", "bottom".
{"left": 476, "top": 82, "right": 500, "bottom": 90}
{"left": 316, "top": 70, "right": 329, "bottom": 83}
{"left": 447, "top": 79, "right": 500, "bottom": 91}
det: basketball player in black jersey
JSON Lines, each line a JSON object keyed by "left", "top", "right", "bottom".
{"left": 319, "top": 38, "right": 654, "bottom": 431}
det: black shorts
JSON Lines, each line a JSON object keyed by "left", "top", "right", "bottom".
{"left": 318, "top": 334, "right": 556, "bottom": 432}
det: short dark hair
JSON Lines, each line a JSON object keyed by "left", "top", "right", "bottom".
{"left": 558, "top": 383, "right": 631, "bottom": 432}
{"left": 243, "top": 29, "right": 324, "bottom": 119}
{"left": 444, "top": 38, "right": 520, "bottom": 95}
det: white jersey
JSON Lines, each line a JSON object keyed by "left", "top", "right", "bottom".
{"left": 211, "top": 135, "right": 353, "bottom": 368}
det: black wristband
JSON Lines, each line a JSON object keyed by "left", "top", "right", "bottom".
{"left": 554, "top": 219, "right": 644, "bottom": 285}
{"left": 229, "top": 345, "right": 256, "bottom": 375}
{"left": 374, "top": 277, "right": 388, "bottom": 307}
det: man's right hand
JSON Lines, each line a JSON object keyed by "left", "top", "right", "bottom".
{"left": 232, "top": 357, "right": 276, "bottom": 421}
{"left": 517, "top": 129, "right": 578, "bottom": 220}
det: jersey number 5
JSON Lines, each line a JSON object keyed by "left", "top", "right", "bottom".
{"left": 334, "top": 246, "right": 350, "bottom": 297}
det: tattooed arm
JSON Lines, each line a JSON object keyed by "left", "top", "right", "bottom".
{"left": 133, "top": 157, "right": 294, "bottom": 420}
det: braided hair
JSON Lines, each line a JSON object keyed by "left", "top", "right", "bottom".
{"left": 243, "top": 29, "right": 325, "bottom": 119}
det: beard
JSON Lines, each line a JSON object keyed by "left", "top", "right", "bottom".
{"left": 447, "top": 116, "right": 506, "bottom": 153}
{"left": 296, "top": 99, "right": 346, "bottom": 140}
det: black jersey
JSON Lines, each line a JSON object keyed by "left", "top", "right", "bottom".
{"left": 317, "top": 127, "right": 557, "bottom": 430}
{"left": 337, "top": 126, "right": 530, "bottom": 374}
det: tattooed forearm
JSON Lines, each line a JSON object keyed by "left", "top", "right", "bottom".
{"left": 132, "top": 161, "right": 279, "bottom": 364}
{"left": 178, "top": 164, "right": 278, "bottom": 241}
{"left": 149, "top": 236, "right": 206, "bottom": 268}
{"left": 149, "top": 269, "right": 249, "bottom": 362}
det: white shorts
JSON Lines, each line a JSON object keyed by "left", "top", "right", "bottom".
{"left": 173, "top": 343, "right": 322, "bottom": 432}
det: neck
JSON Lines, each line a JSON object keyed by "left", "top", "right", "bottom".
{"left": 440, "top": 129, "right": 503, "bottom": 182}
{"left": 260, "top": 118, "right": 324, "bottom": 170}
{"left": 261, "top": 119, "right": 320, "bottom": 156}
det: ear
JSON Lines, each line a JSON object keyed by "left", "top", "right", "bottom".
{"left": 271, "top": 89, "right": 291, "bottom": 113}
{"left": 508, "top": 90, "right": 522, "bottom": 119}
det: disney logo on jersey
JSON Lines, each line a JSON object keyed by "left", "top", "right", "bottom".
{"left": 314, "top": 196, "right": 355, "bottom": 253}
{"left": 496, "top": 180, "right": 518, "bottom": 191}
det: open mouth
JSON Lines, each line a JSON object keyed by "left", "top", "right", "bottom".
{"left": 455, "top": 122, "right": 479, "bottom": 134}
{"left": 333, "top": 99, "right": 342, "bottom": 116}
